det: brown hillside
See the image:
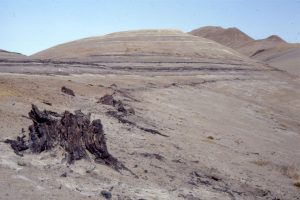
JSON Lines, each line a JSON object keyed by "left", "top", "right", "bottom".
{"left": 189, "top": 26, "right": 254, "bottom": 49}
{"left": 190, "top": 26, "right": 300, "bottom": 76}
{"left": 31, "top": 29, "right": 249, "bottom": 63}
{"left": 0, "top": 49, "right": 26, "bottom": 60}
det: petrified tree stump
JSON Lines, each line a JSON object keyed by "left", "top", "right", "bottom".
{"left": 5, "top": 104, "right": 125, "bottom": 171}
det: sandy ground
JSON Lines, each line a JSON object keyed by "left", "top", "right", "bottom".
{"left": 0, "top": 66, "right": 300, "bottom": 200}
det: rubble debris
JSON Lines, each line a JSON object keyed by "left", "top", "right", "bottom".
{"left": 98, "top": 94, "right": 116, "bottom": 106}
{"left": 42, "top": 100, "right": 52, "bottom": 106}
{"left": 106, "top": 110, "right": 135, "bottom": 125}
{"left": 44, "top": 110, "right": 62, "bottom": 118}
{"left": 294, "top": 182, "right": 300, "bottom": 188}
{"left": 61, "top": 86, "right": 75, "bottom": 96}
{"left": 98, "top": 94, "right": 134, "bottom": 115}
{"left": 101, "top": 190, "right": 112, "bottom": 199}
{"left": 139, "top": 127, "right": 166, "bottom": 136}
{"left": 189, "top": 170, "right": 274, "bottom": 199}
{"left": 5, "top": 135, "right": 28, "bottom": 156}
{"left": 115, "top": 101, "right": 126, "bottom": 113}
{"left": 17, "top": 160, "right": 27, "bottom": 166}
{"left": 115, "top": 89, "right": 140, "bottom": 102}
{"left": 190, "top": 171, "right": 222, "bottom": 186}
{"left": 172, "top": 159, "right": 185, "bottom": 164}
{"left": 138, "top": 126, "right": 167, "bottom": 137}
{"left": 5, "top": 104, "right": 126, "bottom": 171}
{"left": 85, "top": 166, "right": 96, "bottom": 173}
{"left": 106, "top": 110, "right": 168, "bottom": 137}
{"left": 126, "top": 107, "right": 135, "bottom": 115}
{"left": 99, "top": 94, "right": 167, "bottom": 137}
{"left": 178, "top": 194, "right": 201, "bottom": 200}
{"left": 207, "top": 136, "right": 214, "bottom": 140}
{"left": 140, "top": 153, "right": 165, "bottom": 161}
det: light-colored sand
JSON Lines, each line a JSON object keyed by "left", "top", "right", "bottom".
{"left": 0, "top": 68, "right": 299, "bottom": 199}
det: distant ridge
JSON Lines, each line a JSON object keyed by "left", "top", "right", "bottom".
{"left": 189, "top": 26, "right": 254, "bottom": 49}
{"left": 190, "top": 26, "right": 300, "bottom": 76}
{"left": 0, "top": 49, "right": 26, "bottom": 60}
{"left": 264, "top": 35, "right": 286, "bottom": 43}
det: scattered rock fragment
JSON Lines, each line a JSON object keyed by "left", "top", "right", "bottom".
{"left": 98, "top": 94, "right": 115, "bottom": 106}
{"left": 294, "top": 182, "right": 300, "bottom": 188}
{"left": 140, "top": 153, "right": 165, "bottom": 161}
{"left": 5, "top": 135, "right": 28, "bottom": 156}
{"left": 172, "top": 159, "right": 185, "bottom": 164}
{"left": 106, "top": 110, "right": 167, "bottom": 137}
{"left": 99, "top": 94, "right": 167, "bottom": 137}
{"left": 207, "top": 136, "right": 214, "bottom": 140}
{"left": 98, "top": 94, "right": 134, "bottom": 115}
{"left": 42, "top": 100, "right": 52, "bottom": 106}
{"left": 17, "top": 160, "right": 27, "bottom": 166}
{"left": 61, "top": 86, "right": 75, "bottom": 96}
{"left": 178, "top": 194, "right": 201, "bottom": 200}
{"left": 189, "top": 169, "right": 275, "bottom": 199}
{"left": 86, "top": 165, "right": 96, "bottom": 173}
{"left": 139, "top": 127, "right": 164, "bottom": 136}
{"left": 106, "top": 110, "right": 135, "bottom": 125}
{"left": 190, "top": 170, "right": 222, "bottom": 186}
{"left": 101, "top": 190, "right": 112, "bottom": 199}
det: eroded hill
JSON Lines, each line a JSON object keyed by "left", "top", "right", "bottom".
{"left": 190, "top": 26, "right": 300, "bottom": 77}
{"left": 31, "top": 29, "right": 248, "bottom": 62}
{"left": 0, "top": 29, "right": 299, "bottom": 200}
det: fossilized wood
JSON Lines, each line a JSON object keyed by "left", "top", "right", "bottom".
{"left": 98, "top": 94, "right": 166, "bottom": 136}
{"left": 5, "top": 104, "right": 125, "bottom": 171}
{"left": 98, "top": 94, "right": 135, "bottom": 115}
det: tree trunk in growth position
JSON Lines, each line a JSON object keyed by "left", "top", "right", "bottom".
{"left": 5, "top": 104, "right": 125, "bottom": 171}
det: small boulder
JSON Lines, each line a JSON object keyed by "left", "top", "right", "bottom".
{"left": 61, "top": 86, "right": 75, "bottom": 96}
{"left": 101, "top": 190, "right": 112, "bottom": 199}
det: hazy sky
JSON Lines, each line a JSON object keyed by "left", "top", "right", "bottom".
{"left": 1, "top": 0, "right": 300, "bottom": 55}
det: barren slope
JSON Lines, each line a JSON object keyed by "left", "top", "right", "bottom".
{"left": 238, "top": 37, "right": 300, "bottom": 76}
{"left": 0, "top": 70, "right": 299, "bottom": 200}
{"left": 238, "top": 35, "right": 287, "bottom": 57}
{"left": 32, "top": 29, "right": 249, "bottom": 63}
{"left": 0, "top": 49, "right": 27, "bottom": 60}
{"left": 0, "top": 29, "right": 299, "bottom": 200}
{"left": 0, "top": 29, "right": 265, "bottom": 75}
{"left": 189, "top": 26, "right": 300, "bottom": 77}
{"left": 189, "top": 26, "right": 254, "bottom": 49}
